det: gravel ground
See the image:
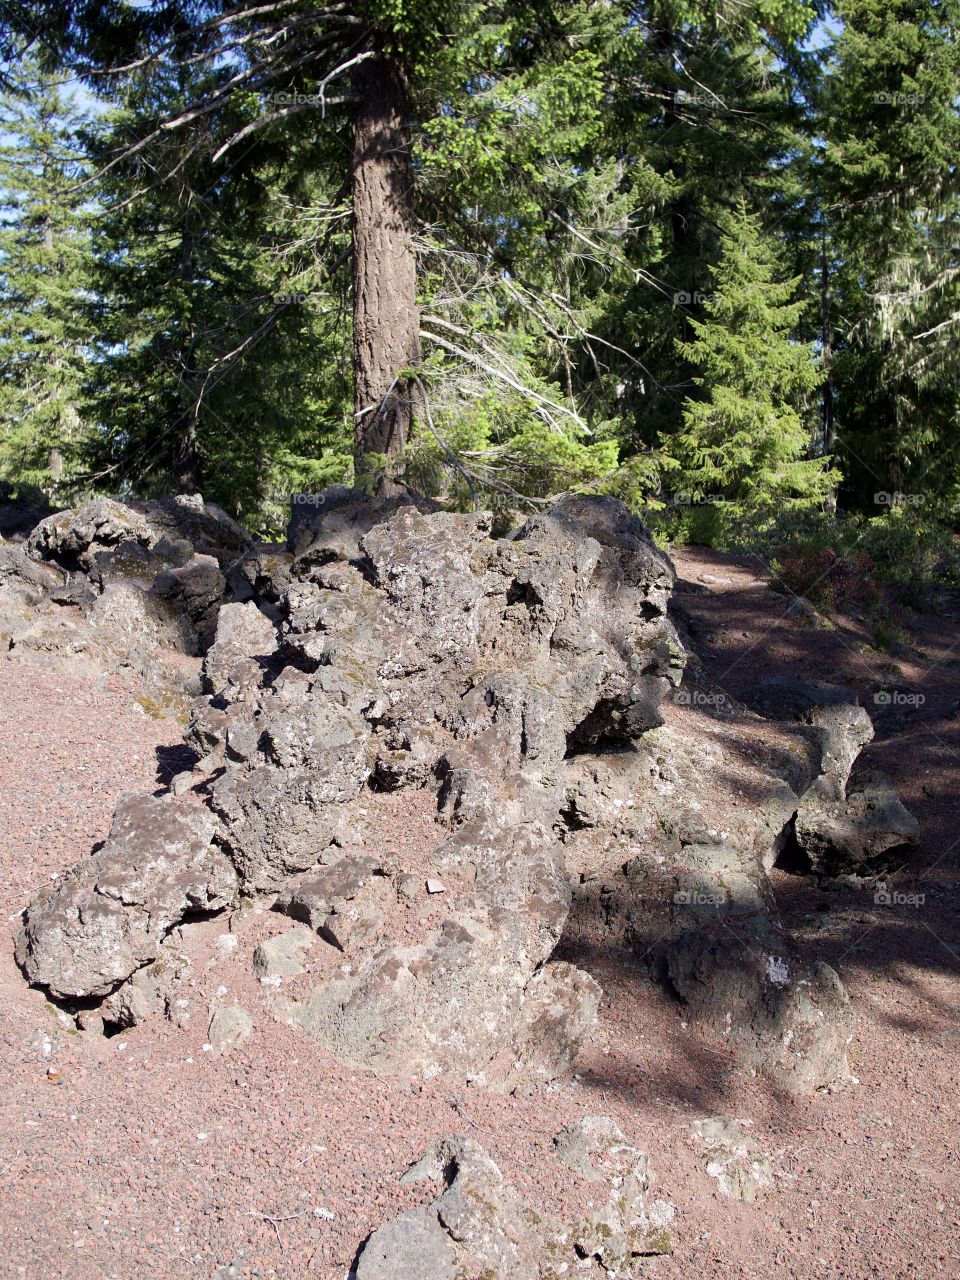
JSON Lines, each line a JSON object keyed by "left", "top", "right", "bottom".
{"left": 1, "top": 552, "right": 959, "bottom": 1280}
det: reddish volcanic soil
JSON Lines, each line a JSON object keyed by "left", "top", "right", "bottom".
{"left": 1, "top": 547, "right": 958, "bottom": 1279}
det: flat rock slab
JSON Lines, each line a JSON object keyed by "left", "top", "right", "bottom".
{"left": 356, "top": 1208, "right": 457, "bottom": 1280}
{"left": 208, "top": 1005, "right": 253, "bottom": 1055}
{"left": 277, "top": 854, "right": 382, "bottom": 913}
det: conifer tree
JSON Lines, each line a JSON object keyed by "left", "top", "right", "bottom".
{"left": 663, "top": 202, "right": 828, "bottom": 533}
{"left": 821, "top": 0, "right": 960, "bottom": 507}
{"left": 0, "top": 53, "right": 92, "bottom": 498}
{"left": 83, "top": 53, "right": 352, "bottom": 526}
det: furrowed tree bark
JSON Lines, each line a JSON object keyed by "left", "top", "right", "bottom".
{"left": 820, "top": 240, "right": 836, "bottom": 514}
{"left": 350, "top": 48, "right": 421, "bottom": 484}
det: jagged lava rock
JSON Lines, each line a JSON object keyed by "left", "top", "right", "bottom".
{"left": 15, "top": 794, "right": 236, "bottom": 999}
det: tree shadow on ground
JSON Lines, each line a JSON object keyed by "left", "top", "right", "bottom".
{"left": 554, "top": 851, "right": 960, "bottom": 1120}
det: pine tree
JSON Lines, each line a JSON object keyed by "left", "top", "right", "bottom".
{"left": 663, "top": 202, "right": 829, "bottom": 536}
{"left": 0, "top": 53, "right": 92, "bottom": 498}
{"left": 83, "top": 51, "right": 353, "bottom": 528}
{"left": 820, "top": 0, "right": 960, "bottom": 508}
{"left": 549, "top": 0, "right": 823, "bottom": 484}
{"left": 9, "top": 0, "right": 635, "bottom": 497}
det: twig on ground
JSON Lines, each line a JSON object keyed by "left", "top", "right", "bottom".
{"left": 447, "top": 1095, "right": 491, "bottom": 1134}
{"left": 245, "top": 1205, "right": 312, "bottom": 1251}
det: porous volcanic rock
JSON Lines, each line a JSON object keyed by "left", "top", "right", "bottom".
{"left": 691, "top": 1116, "right": 776, "bottom": 1202}
{"left": 15, "top": 491, "right": 916, "bottom": 1095}
{"left": 356, "top": 1130, "right": 673, "bottom": 1279}
{"left": 15, "top": 793, "right": 236, "bottom": 1000}
{"left": 18, "top": 493, "right": 680, "bottom": 1086}
{"left": 794, "top": 774, "right": 921, "bottom": 877}
{"left": 560, "top": 685, "right": 860, "bottom": 1090}
{"left": 20, "top": 493, "right": 255, "bottom": 661}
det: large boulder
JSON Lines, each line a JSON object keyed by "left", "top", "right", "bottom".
{"left": 22, "top": 493, "right": 255, "bottom": 660}
{"left": 247, "top": 495, "right": 680, "bottom": 1082}
{"left": 39, "top": 493, "right": 676, "bottom": 1078}
{"left": 794, "top": 775, "right": 920, "bottom": 877}
{"left": 135, "top": 493, "right": 250, "bottom": 570}
{"left": 15, "top": 794, "right": 236, "bottom": 999}
{"left": 26, "top": 498, "right": 156, "bottom": 578}
{"left": 15, "top": 490, "right": 887, "bottom": 1097}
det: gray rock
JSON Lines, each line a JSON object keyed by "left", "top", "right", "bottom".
{"left": 318, "top": 891, "right": 388, "bottom": 952}
{"left": 794, "top": 775, "right": 920, "bottom": 877}
{"left": 432, "top": 1139, "right": 542, "bottom": 1279}
{"left": 356, "top": 1207, "right": 456, "bottom": 1280}
{"left": 201, "top": 600, "right": 278, "bottom": 699}
{"left": 506, "top": 961, "right": 602, "bottom": 1088}
{"left": 15, "top": 794, "right": 236, "bottom": 999}
{"left": 691, "top": 1116, "right": 775, "bottom": 1201}
{"left": 100, "top": 940, "right": 191, "bottom": 1029}
{"left": 358, "top": 1132, "right": 672, "bottom": 1279}
{"left": 361, "top": 1136, "right": 541, "bottom": 1280}
{"left": 208, "top": 1005, "right": 253, "bottom": 1054}
{"left": 554, "top": 1118, "right": 674, "bottom": 1266}
{"left": 554, "top": 1115, "right": 629, "bottom": 1181}
{"left": 226, "top": 543, "right": 292, "bottom": 607}
{"left": 87, "top": 579, "right": 195, "bottom": 658}
{"left": 26, "top": 498, "right": 155, "bottom": 576}
{"left": 252, "top": 927, "right": 314, "bottom": 980}
{"left": 152, "top": 553, "right": 227, "bottom": 652}
{"left": 740, "top": 676, "right": 874, "bottom": 797}
{"left": 275, "top": 854, "right": 384, "bottom": 929}
{"left": 666, "top": 917, "right": 854, "bottom": 1094}
{"left": 20, "top": 491, "right": 869, "bottom": 1098}
{"left": 20, "top": 494, "right": 246, "bottom": 664}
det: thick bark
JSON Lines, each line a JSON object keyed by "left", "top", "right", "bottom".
{"left": 176, "top": 416, "right": 199, "bottom": 494}
{"left": 350, "top": 48, "right": 420, "bottom": 479}
{"left": 820, "top": 242, "right": 837, "bottom": 513}
{"left": 175, "top": 331, "right": 200, "bottom": 494}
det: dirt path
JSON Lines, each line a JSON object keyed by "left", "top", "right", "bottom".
{"left": 0, "top": 548, "right": 958, "bottom": 1280}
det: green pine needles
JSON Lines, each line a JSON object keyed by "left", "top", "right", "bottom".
{"left": 662, "top": 202, "right": 835, "bottom": 544}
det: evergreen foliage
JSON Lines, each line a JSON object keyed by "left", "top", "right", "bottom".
{"left": 662, "top": 202, "right": 831, "bottom": 542}
{"left": 0, "top": 53, "right": 92, "bottom": 499}
{"left": 0, "top": 0, "right": 954, "bottom": 552}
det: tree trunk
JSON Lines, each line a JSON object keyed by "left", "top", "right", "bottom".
{"left": 350, "top": 48, "right": 420, "bottom": 482}
{"left": 820, "top": 242, "right": 837, "bottom": 513}
{"left": 176, "top": 416, "right": 199, "bottom": 494}
{"left": 175, "top": 331, "right": 200, "bottom": 494}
